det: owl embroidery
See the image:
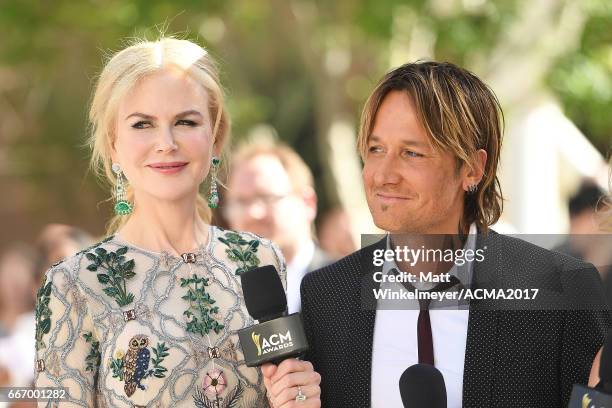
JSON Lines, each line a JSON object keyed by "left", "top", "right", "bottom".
{"left": 123, "top": 335, "right": 150, "bottom": 397}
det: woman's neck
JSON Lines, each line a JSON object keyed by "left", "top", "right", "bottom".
{"left": 117, "top": 196, "right": 209, "bottom": 255}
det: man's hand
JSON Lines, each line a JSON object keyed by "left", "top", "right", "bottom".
{"left": 262, "top": 359, "right": 321, "bottom": 408}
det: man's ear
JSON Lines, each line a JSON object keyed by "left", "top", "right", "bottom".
{"left": 463, "top": 149, "right": 487, "bottom": 191}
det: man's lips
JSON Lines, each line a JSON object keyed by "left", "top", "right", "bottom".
{"left": 375, "top": 193, "right": 411, "bottom": 203}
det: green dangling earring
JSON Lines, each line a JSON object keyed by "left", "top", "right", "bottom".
{"left": 112, "top": 163, "right": 133, "bottom": 215}
{"left": 208, "top": 156, "right": 221, "bottom": 209}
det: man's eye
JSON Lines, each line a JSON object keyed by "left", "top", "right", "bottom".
{"left": 131, "top": 121, "right": 151, "bottom": 129}
{"left": 176, "top": 119, "right": 197, "bottom": 126}
{"left": 403, "top": 150, "right": 422, "bottom": 158}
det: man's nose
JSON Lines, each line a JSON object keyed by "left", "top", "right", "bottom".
{"left": 245, "top": 200, "right": 268, "bottom": 220}
{"left": 373, "top": 155, "right": 402, "bottom": 186}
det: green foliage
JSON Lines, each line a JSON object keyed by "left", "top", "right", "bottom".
{"left": 150, "top": 342, "right": 170, "bottom": 378}
{"left": 35, "top": 281, "right": 53, "bottom": 351}
{"left": 218, "top": 232, "right": 260, "bottom": 275}
{"left": 546, "top": 4, "right": 612, "bottom": 152}
{"left": 181, "top": 274, "right": 225, "bottom": 336}
{"left": 83, "top": 331, "right": 102, "bottom": 372}
{"left": 85, "top": 246, "right": 136, "bottom": 307}
{"left": 109, "top": 355, "right": 125, "bottom": 381}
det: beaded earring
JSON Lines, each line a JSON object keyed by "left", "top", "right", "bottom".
{"left": 112, "top": 163, "right": 133, "bottom": 215}
{"left": 208, "top": 156, "right": 221, "bottom": 209}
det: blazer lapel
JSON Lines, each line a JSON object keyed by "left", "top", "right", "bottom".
{"left": 351, "top": 237, "right": 386, "bottom": 406}
{"left": 463, "top": 231, "right": 501, "bottom": 407}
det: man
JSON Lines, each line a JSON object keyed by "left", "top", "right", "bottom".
{"left": 298, "top": 62, "right": 611, "bottom": 407}
{"left": 555, "top": 181, "right": 612, "bottom": 305}
{"left": 225, "top": 141, "right": 331, "bottom": 313}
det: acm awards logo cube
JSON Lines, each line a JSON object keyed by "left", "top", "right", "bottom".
{"left": 251, "top": 330, "right": 294, "bottom": 356}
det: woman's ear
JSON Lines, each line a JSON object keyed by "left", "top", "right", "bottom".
{"left": 109, "top": 134, "right": 118, "bottom": 163}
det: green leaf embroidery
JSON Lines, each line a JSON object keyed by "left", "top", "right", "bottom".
{"left": 182, "top": 274, "right": 224, "bottom": 336}
{"left": 151, "top": 342, "right": 170, "bottom": 378}
{"left": 35, "top": 281, "right": 53, "bottom": 351}
{"left": 109, "top": 354, "right": 125, "bottom": 381}
{"left": 83, "top": 332, "right": 101, "bottom": 372}
{"left": 218, "top": 232, "right": 261, "bottom": 276}
{"left": 85, "top": 246, "right": 136, "bottom": 307}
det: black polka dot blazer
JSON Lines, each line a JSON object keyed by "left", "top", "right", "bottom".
{"left": 300, "top": 230, "right": 612, "bottom": 407}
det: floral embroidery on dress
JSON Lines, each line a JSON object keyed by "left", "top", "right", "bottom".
{"left": 35, "top": 281, "right": 52, "bottom": 351}
{"left": 46, "top": 351, "right": 61, "bottom": 377}
{"left": 193, "top": 378, "right": 244, "bottom": 408}
{"left": 181, "top": 275, "right": 225, "bottom": 336}
{"left": 85, "top": 246, "right": 136, "bottom": 307}
{"left": 204, "top": 369, "right": 227, "bottom": 397}
{"left": 108, "top": 335, "right": 170, "bottom": 397}
{"left": 218, "top": 232, "right": 261, "bottom": 275}
{"left": 83, "top": 332, "right": 101, "bottom": 372}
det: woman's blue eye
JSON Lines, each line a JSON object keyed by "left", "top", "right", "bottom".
{"left": 131, "top": 121, "right": 151, "bottom": 129}
{"left": 368, "top": 146, "right": 383, "bottom": 153}
{"left": 176, "top": 119, "right": 197, "bottom": 126}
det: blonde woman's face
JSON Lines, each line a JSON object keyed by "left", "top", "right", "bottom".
{"left": 112, "top": 67, "right": 218, "bottom": 204}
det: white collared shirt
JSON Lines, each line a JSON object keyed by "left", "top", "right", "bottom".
{"left": 286, "top": 240, "right": 316, "bottom": 314}
{"left": 371, "top": 225, "right": 477, "bottom": 408}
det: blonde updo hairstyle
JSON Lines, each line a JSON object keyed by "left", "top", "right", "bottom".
{"left": 88, "top": 38, "right": 230, "bottom": 234}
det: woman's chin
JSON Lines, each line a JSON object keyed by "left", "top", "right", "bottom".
{"left": 139, "top": 188, "right": 200, "bottom": 204}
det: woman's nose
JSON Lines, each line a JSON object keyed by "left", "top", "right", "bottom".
{"left": 156, "top": 127, "right": 178, "bottom": 152}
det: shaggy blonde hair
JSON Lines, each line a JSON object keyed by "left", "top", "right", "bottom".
{"left": 358, "top": 61, "right": 504, "bottom": 233}
{"left": 88, "top": 37, "right": 230, "bottom": 233}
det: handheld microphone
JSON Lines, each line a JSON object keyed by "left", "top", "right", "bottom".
{"left": 399, "top": 364, "right": 447, "bottom": 408}
{"left": 568, "top": 332, "right": 612, "bottom": 407}
{"left": 237, "top": 265, "right": 309, "bottom": 367}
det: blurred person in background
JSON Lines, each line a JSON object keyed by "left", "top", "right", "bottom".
{"left": 34, "top": 37, "right": 320, "bottom": 407}
{"left": 554, "top": 180, "right": 612, "bottom": 303}
{"left": 0, "top": 243, "right": 38, "bottom": 389}
{"left": 35, "top": 224, "right": 94, "bottom": 276}
{"left": 317, "top": 206, "right": 358, "bottom": 259}
{"left": 224, "top": 141, "right": 331, "bottom": 314}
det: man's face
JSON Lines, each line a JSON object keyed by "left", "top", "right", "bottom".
{"left": 225, "top": 154, "right": 315, "bottom": 251}
{"left": 363, "top": 90, "right": 467, "bottom": 234}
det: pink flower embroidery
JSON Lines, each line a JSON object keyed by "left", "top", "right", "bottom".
{"left": 203, "top": 369, "right": 226, "bottom": 397}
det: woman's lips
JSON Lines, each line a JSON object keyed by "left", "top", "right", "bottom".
{"left": 148, "top": 162, "right": 188, "bottom": 174}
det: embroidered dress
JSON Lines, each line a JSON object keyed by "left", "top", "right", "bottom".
{"left": 34, "top": 226, "right": 286, "bottom": 407}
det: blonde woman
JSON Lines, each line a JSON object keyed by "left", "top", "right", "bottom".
{"left": 34, "top": 38, "right": 320, "bottom": 407}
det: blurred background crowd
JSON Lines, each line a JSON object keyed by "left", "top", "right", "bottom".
{"left": 0, "top": 0, "right": 610, "bottom": 403}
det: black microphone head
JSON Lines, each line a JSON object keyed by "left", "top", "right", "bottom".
{"left": 240, "top": 265, "right": 287, "bottom": 322}
{"left": 399, "top": 364, "right": 447, "bottom": 408}
{"left": 599, "top": 331, "right": 612, "bottom": 387}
